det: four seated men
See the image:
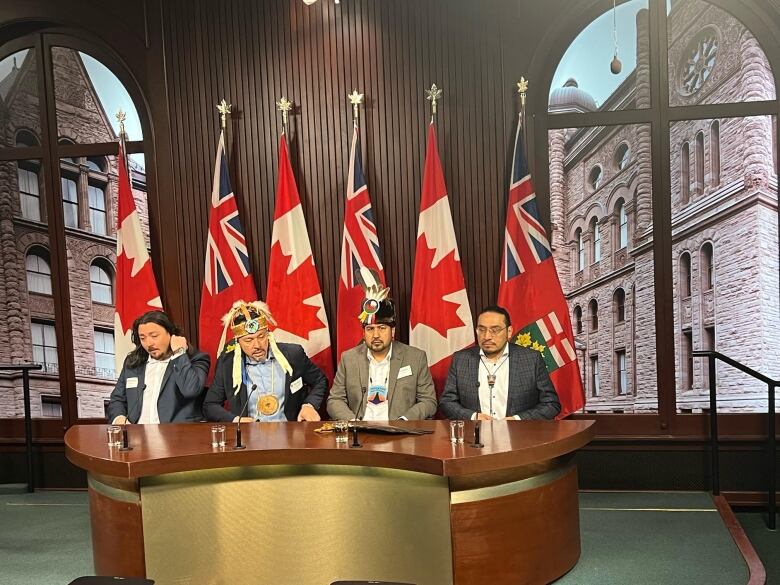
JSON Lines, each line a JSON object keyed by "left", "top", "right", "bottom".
{"left": 108, "top": 301, "right": 560, "bottom": 425}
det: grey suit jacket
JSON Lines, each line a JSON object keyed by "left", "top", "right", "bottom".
{"left": 106, "top": 350, "right": 211, "bottom": 423}
{"left": 438, "top": 343, "right": 560, "bottom": 420}
{"left": 327, "top": 341, "right": 437, "bottom": 421}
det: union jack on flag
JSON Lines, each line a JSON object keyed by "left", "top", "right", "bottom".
{"left": 204, "top": 145, "right": 252, "bottom": 295}
{"left": 502, "top": 123, "right": 552, "bottom": 282}
{"left": 199, "top": 131, "right": 258, "bottom": 380}
{"left": 497, "top": 113, "right": 585, "bottom": 418}
{"left": 336, "top": 125, "right": 386, "bottom": 360}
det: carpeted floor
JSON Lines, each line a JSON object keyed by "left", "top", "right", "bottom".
{"left": 0, "top": 488, "right": 777, "bottom": 585}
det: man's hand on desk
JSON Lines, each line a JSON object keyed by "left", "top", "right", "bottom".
{"left": 233, "top": 416, "right": 255, "bottom": 423}
{"left": 111, "top": 415, "right": 128, "bottom": 425}
{"left": 297, "top": 403, "right": 321, "bottom": 422}
{"left": 475, "top": 413, "right": 494, "bottom": 421}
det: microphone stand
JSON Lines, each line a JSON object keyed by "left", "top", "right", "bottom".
{"left": 234, "top": 384, "right": 254, "bottom": 450}
{"left": 470, "top": 420, "right": 484, "bottom": 449}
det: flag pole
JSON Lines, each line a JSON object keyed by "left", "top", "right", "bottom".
{"left": 425, "top": 83, "right": 442, "bottom": 125}
{"left": 276, "top": 96, "right": 293, "bottom": 137}
{"left": 348, "top": 89, "right": 364, "bottom": 129}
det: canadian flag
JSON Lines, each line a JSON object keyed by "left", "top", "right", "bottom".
{"left": 409, "top": 123, "right": 474, "bottom": 395}
{"left": 336, "top": 125, "right": 386, "bottom": 361}
{"left": 266, "top": 134, "right": 334, "bottom": 379}
{"left": 114, "top": 141, "right": 162, "bottom": 372}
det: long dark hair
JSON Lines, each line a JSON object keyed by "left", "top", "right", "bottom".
{"left": 125, "top": 311, "right": 183, "bottom": 369}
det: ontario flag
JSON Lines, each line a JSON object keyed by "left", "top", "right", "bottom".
{"left": 336, "top": 125, "right": 385, "bottom": 361}
{"left": 266, "top": 134, "right": 334, "bottom": 379}
{"left": 114, "top": 140, "right": 162, "bottom": 373}
{"left": 198, "top": 130, "right": 258, "bottom": 379}
{"left": 410, "top": 122, "right": 474, "bottom": 396}
{"left": 496, "top": 115, "right": 585, "bottom": 418}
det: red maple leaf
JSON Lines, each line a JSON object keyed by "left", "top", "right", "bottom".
{"left": 266, "top": 241, "right": 326, "bottom": 340}
{"left": 116, "top": 252, "right": 161, "bottom": 321}
{"left": 410, "top": 236, "right": 466, "bottom": 337}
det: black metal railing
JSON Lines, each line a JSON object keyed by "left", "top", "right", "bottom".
{"left": 0, "top": 363, "right": 43, "bottom": 492}
{"left": 692, "top": 350, "right": 777, "bottom": 530}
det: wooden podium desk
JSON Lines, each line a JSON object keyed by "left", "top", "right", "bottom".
{"left": 65, "top": 419, "right": 595, "bottom": 585}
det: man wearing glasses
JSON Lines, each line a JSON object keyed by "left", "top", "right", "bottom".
{"left": 327, "top": 273, "right": 437, "bottom": 421}
{"left": 439, "top": 305, "right": 560, "bottom": 420}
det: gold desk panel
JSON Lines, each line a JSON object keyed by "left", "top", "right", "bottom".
{"left": 141, "top": 464, "right": 453, "bottom": 585}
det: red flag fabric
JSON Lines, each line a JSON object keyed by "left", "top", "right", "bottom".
{"left": 336, "top": 125, "right": 386, "bottom": 361}
{"left": 198, "top": 131, "right": 258, "bottom": 380}
{"left": 266, "top": 134, "right": 334, "bottom": 379}
{"left": 409, "top": 123, "right": 474, "bottom": 396}
{"left": 496, "top": 116, "right": 585, "bottom": 418}
{"left": 114, "top": 141, "right": 162, "bottom": 372}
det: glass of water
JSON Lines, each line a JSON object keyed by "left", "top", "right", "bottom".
{"left": 334, "top": 420, "right": 349, "bottom": 444}
{"left": 106, "top": 425, "right": 122, "bottom": 448}
{"left": 210, "top": 424, "right": 226, "bottom": 448}
{"left": 449, "top": 420, "right": 465, "bottom": 444}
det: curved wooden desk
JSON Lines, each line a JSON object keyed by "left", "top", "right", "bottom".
{"left": 66, "top": 419, "right": 595, "bottom": 585}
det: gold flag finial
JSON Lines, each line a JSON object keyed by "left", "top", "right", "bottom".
{"left": 517, "top": 77, "right": 528, "bottom": 111}
{"left": 348, "top": 89, "right": 364, "bottom": 123}
{"left": 217, "top": 99, "right": 232, "bottom": 130}
{"left": 115, "top": 109, "right": 127, "bottom": 136}
{"left": 276, "top": 97, "right": 293, "bottom": 131}
{"left": 425, "top": 84, "right": 443, "bottom": 119}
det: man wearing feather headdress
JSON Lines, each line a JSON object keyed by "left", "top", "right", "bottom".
{"left": 203, "top": 300, "right": 328, "bottom": 422}
{"left": 327, "top": 269, "right": 437, "bottom": 421}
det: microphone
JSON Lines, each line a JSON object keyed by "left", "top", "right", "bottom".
{"left": 234, "top": 384, "right": 255, "bottom": 450}
{"left": 355, "top": 385, "right": 368, "bottom": 421}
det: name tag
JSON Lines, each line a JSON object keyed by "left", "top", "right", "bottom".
{"left": 126, "top": 377, "right": 139, "bottom": 389}
{"left": 290, "top": 377, "right": 303, "bottom": 394}
{"left": 397, "top": 366, "right": 412, "bottom": 379}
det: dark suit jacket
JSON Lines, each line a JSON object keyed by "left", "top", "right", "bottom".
{"left": 438, "top": 343, "right": 560, "bottom": 420}
{"left": 326, "top": 341, "right": 437, "bottom": 421}
{"left": 106, "top": 350, "right": 211, "bottom": 423}
{"left": 202, "top": 342, "right": 328, "bottom": 422}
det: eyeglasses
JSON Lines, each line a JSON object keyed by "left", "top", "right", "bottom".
{"left": 476, "top": 326, "right": 507, "bottom": 336}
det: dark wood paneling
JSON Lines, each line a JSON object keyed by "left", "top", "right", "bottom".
{"left": 159, "top": 0, "right": 519, "bottom": 345}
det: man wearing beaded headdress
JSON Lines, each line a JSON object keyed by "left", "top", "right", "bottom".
{"left": 203, "top": 300, "right": 328, "bottom": 422}
{"left": 327, "top": 269, "right": 437, "bottom": 421}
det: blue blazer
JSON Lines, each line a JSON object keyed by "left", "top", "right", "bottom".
{"left": 106, "top": 350, "right": 211, "bottom": 423}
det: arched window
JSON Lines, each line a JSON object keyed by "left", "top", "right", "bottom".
{"left": 701, "top": 242, "right": 714, "bottom": 291}
{"left": 681, "top": 141, "right": 690, "bottom": 204}
{"left": 695, "top": 131, "right": 705, "bottom": 195}
{"left": 575, "top": 228, "right": 585, "bottom": 271}
{"left": 615, "top": 143, "right": 630, "bottom": 170}
{"left": 591, "top": 217, "right": 601, "bottom": 263}
{"left": 616, "top": 199, "right": 628, "bottom": 249}
{"left": 573, "top": 305, "right": 583, "bottom": 334}
{"left": 613, "top": 288, "right": 626, "bottom": 323}
{"left": 710, "top": 121, "right": 720, "bottom": 187}
{"left": 90, "top": 260, "right": 113, "bottom": 304}
{"left": 588, "top": 165, "right": 603, "bottom": 190}
{"left": 85, "top": 156, "right": 107, "bottom": 172}
{"left": 589, "top": 299, "right": 598, "bottom": 331}
{"left": 679, "top": 252, "right": 692, "bottom": 298}
{"left": 26, "top": 247, "right": 52, "bottom": 295}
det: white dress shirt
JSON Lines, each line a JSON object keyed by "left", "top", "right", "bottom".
{"left": 363, "top": 345, "right": 392, "bottom": 421}
{"left": 137, "top": 354, "right": 174, "bottom": 424}
{"left": 476, "top": 343, "right": 511, "bottom": 419}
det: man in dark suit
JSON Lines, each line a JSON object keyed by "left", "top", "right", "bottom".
{"left": 107, "top": 311, "right": 210, "bottom": 424}
{"left": 439, "top": 305, "right": 560, "bottom": 420}
{"left": 203, "top": 300, "right": 327, "bottom": 422}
